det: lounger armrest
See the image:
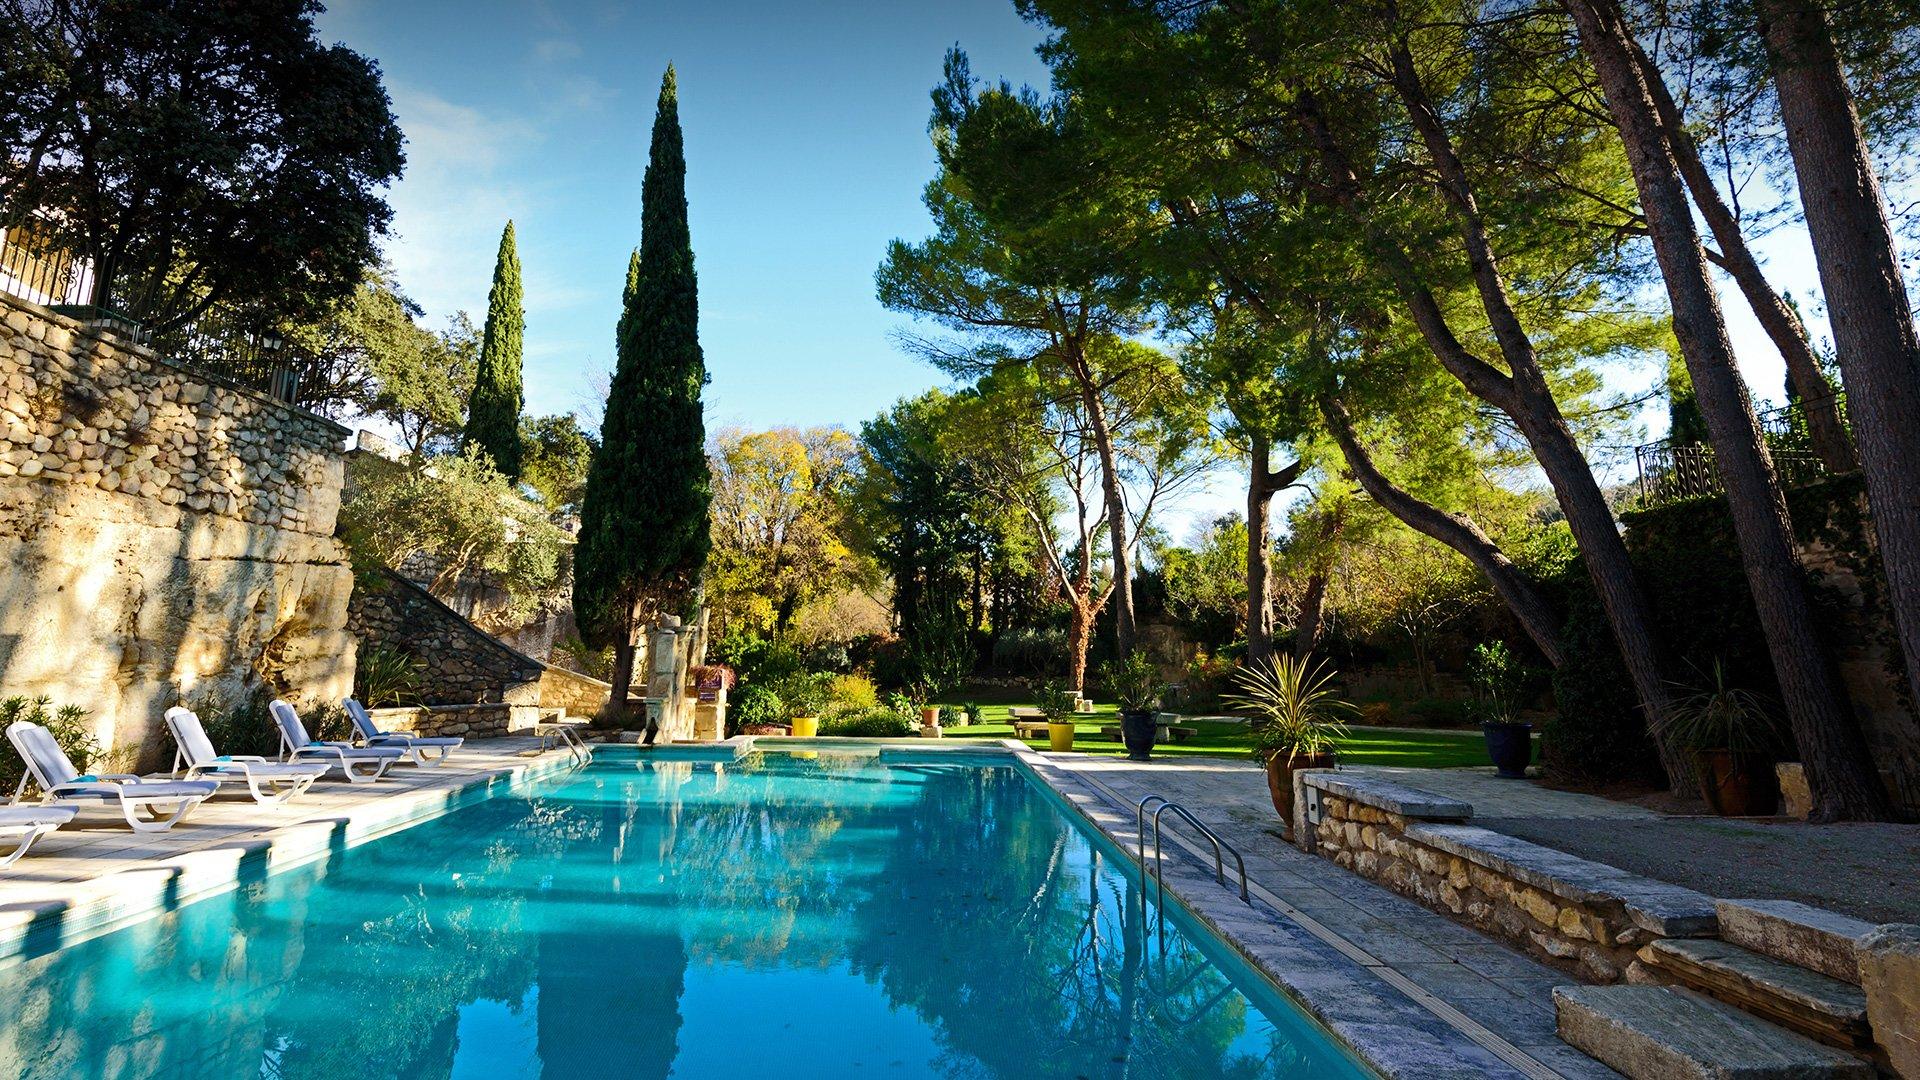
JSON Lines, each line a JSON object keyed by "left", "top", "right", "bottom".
{"left": 96, "top": 773, "right": 144, "bottom": 782}
{"left": 291, "top": 745, "right": 348, "bottom": 763}
{"left": 367, "top": 732, "right": 415, "bottom": 743}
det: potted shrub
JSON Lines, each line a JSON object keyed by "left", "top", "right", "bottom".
{"left": 1226, "top": 654, "right": 1353, "bottom": 834}
{"left": 1036, "top": 682, "right": 1079, "bottom": 752}
{"left": 1102, "top": 651, "right": 1166, "bottom": 761}
{"left": 782, "top": 674, "right": 831, "bottom": 739}
{"left": 1662, "top": 662, "right": 1788, "bottom": 816}
{"left": 1468, "top": 641, "right": 1534, "bottom": 778}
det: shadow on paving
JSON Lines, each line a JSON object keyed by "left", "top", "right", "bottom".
{"left": 1481, "top": 815, "right": 1920, "bottom": 924}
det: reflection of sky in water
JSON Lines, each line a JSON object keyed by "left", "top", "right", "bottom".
{"left": 0, "top": 754, "right": 1373, "bottom": 1079}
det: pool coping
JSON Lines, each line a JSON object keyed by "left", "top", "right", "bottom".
{"left": 692, "top": 736, "right": 1550, "bottom": 1079}
{"left": 0, "top": 746, "right": 580, "bottom": 967}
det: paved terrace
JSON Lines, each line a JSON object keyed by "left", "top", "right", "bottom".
{"left": 1039, "top": 753, "right": 1620, "bottom": 1080}
{"left": 0, "top": 736, "right": 572, "bottom": 963}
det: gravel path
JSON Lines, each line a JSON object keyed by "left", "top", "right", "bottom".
{"left": 1482, "top": 816, "right": 1920, "bottom": 924}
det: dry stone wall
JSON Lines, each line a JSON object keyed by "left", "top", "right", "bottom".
{"left": 347, "top": 569, "right": 545, "bottom": 706}
{"left": 0, "top": 293, "right": 354, "bottom": 769}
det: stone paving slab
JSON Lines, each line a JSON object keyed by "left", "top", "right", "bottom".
{"left": 1553, "top": 985, "right": 1874, "bottom": 1080}
{"left": 0, "top": 737, "right": 572, "bottom": 963}
{"left": 1034, "top": 753, "right": 1620, "bottom": 1079}
{"left": 1346, "top": 766, "right": 1664, "bottom": 821}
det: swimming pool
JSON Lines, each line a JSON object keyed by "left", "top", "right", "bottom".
{"left": 0, "top": 750, "right": 1374, "bottom": 1079}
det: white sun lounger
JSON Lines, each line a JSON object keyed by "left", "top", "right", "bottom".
{"left": 165, "top": 707, "right": 330, "bottom": 806}
{"left": 344, "top": 698, "right": 463, "bottom": 766}
{"left": 269, "top": 699, "right": 403, "bottom": 784}
{"left": 0, "top": 804, "right": 77, "bottom": 869}
{"left": 6, "top": 721, "right": 218, "bottom": 833}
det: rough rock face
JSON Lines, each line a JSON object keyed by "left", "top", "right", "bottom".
{"left": 0, "top": 295, "right": 354, "bottom": 770}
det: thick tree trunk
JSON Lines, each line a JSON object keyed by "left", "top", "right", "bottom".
{"left": 1065, "top": 598, "right": 1094, "bottom": 694}
{"left": 1244, "top": 434, "right": 1303, "bottom": 667}
{"left": 606, "top": 625, "right": 637, "bottom": 717}
{"left": 1566, "top": 0, "right": 1892, "bottom": 820}
{"left": 1757, "top": 0, "right": 1920, "bottom": 748}
{"left": 1627, "top": 32, "right": 1853, "bottom": 471}
{"left": 1293, "top": 563, "right": 1331, "bottom": 663}
{"left": 1299, "top": 83, "right": 1685, "bottom": 783}
{"left": 1321, "top": 395, "right": 1566, "bottom": 668}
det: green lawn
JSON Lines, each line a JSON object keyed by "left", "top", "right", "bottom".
{"left": 933, "top": 702, "right": 1495, "bottom": 769}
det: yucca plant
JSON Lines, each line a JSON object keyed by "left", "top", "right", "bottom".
{"left": 1225, "top": 654, "right": 1355, "bottom": 764}
{"left": 1659, "top": 661, "right": 1787, "bottom": 755}
{"left": 356, "top": 644, "right": 423, "bottom": 708}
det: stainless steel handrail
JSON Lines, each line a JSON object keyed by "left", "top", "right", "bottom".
{"left": 539, "top": 721, "right": 593, "bottom": 766}
{"left": 1135, "top": 794, "right": 1250, "bottom": 907}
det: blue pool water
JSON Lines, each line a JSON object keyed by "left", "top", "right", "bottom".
{"left": 0, "top": 751, "right": 1373, "bottom": 1079}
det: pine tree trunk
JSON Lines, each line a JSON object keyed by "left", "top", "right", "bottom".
{"left": 1293, "top": 568, "right": 1330, "bottom": 663}
{"left": 1299, "top": 83, "right": 1683, "bottom": 782}
{"left": 1065, "top": 598, "right": 1093, "bottom": 694}
{"left": 1072, "top": 347, "right": 1136, "bottom": 657}
{"left": 1628, "top": 32, "right": 1854, "bottom": 472}
{"left": 1244, "top": 435, "right": 1303, "bottom": 667}
{"left": 1756, "top": 0, "right": 1920, "bottom": 742}
{"left": 1565, "top": 0, "right": 1892, "bottom": 820}
{"left": 1321, "top": 395, "right": 1566, "bottom": 668}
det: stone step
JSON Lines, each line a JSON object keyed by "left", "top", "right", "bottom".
{"left": 1643, "top": 938, "right": 1871, "bottom": 1051}
{"left": 1716, "top": 899, "right": 1875, "bottom": 985}
{"left": 1555, "top": 985, "right": 1873, "bottom": 1080}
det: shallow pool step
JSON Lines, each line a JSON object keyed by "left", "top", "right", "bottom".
{"left": 1554, "top": 985, "right": 1874, "bottom": 1080}
{"left": 1643, "top": 938, "right": 1871, "bottom": 1051}
{"left": 1715, "top": 899, "right": 1875, "bottom": 985}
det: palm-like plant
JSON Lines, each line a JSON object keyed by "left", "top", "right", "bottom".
{"left": 1225, "top": 654, "right": 1355, "bottom": 764}
{"left": 1659, "top": 660, "right": 1787, "bottom": 755}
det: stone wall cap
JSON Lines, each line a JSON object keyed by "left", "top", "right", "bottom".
{"left": 1302, "top": 771, "right": 1473, "bottom": 820}
{"left": 1408, "top": 822, "right": 1720, "bottom": 937}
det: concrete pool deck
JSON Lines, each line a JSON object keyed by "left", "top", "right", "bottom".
{"left": 0, "top": 736, "right": 575, "bottom": 964}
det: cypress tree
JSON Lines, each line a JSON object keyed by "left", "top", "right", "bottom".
{"left": 574, "top": 67, "right": 712, "bottom": 716}
{"left": 462, "top": 220, "right": 526, "bottom": 480}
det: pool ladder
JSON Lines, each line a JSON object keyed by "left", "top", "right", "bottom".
{"left": 539, "top": 721, "right": 594, "bottom": 766}
{"left": 1135, "top": 794, "right": 1249, "bottom": 908}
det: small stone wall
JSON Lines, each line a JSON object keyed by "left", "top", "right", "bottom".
{"left": 537, "top": 665, "right": 609, "bottom": 716}
{"left": 1300, "top": 772, "right": 1717, "bottom": 984}
{"left": 348, "top": 569, "right": 545, "bottom": 706}
{"left": 0, "top": 293, "right": 354, "bottom": 768}
{"left": 366, "top": 703, "right": 512, "bottom": 740}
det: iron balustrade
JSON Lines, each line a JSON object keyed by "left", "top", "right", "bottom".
{"left": 1634, "top": 392, "right": 1850, "bottom": 507}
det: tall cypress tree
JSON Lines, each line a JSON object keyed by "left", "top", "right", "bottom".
{"left": 462, "top": 220, "right": 526, "bottom": 480}
{"left": 574, "top": 67, "right": 712, "bottom": 716}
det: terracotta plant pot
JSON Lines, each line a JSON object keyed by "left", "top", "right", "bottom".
{"left": 1119, "top": 709, "right": 1158, "bottom": 762}
{"left": 920, "top": 706, "right": 943, "bottom": 726}
{"left": 1695, "top": 749, "right": 1779, "bottom": 816}
{"left": 1263, "top": 751, "right": 1336, "bottom": 830}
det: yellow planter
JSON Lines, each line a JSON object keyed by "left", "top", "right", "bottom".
{"left": 1047, "top": 721, "right": 1076, "bottom": 752}
{"left": 790, "top": 716, "right": 819, "bottom": 738}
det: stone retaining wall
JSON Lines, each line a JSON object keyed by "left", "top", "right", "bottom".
{"left": 348, "top": 569, "right": 544, "bottom": 706}
{"left": 537, "top": 665, "right": 609, "bottom": 717}
{"left": 1300, "top": 772, "right": 1716, "bottom": 984}
{"left": 367, "top": 703, "right": 514, "bottom": 740}
{"left": 0, "top": 293, "right": 353, "bottom": 768}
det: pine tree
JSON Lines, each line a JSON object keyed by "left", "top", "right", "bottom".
{"left": 574, "top": 68, "right": 712, "bottom": 716}
{"left": 462, "top": 220, "right": 525, "bottom": 480}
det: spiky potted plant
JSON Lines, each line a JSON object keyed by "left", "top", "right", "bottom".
{"left": 1226, "top": 654, "right": 1353, "bottom": 833}
{"left": 1468, "top": 641, "right": 1533, "bottom": 778}
{"left": 1102, "top": 651, "right": 1165, "bottom": 761}
{"left": 1036, "top": 682, "right": 1079, "bottom": 753}
{"left": 1661, "top": 662, "right": 1788, "bottom": 816}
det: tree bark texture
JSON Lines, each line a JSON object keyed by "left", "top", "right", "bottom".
{"left": 1072, "top": 350, "right": 1138, "bottom": 659}
{"left": 1244, "top": 432, "right": 1303, "bottom": 666}
{"left": 1756, "top": 0, "right": 1920, "bottom": 748}
{"left": 1566, "top": 0, "right": 1892, "bottom": 820}
{"left": 1296, "top": 84, "right": 1684, "bottom": 783}
{"left": 1627, "top": 32, "right": 1854, "bottom": 472}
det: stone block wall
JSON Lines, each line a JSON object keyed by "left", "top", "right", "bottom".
{"left": 366, "top": 703, "right": 512, "bottom": 740}
{"left": 537, "top": 665, "right": 610, "bottom": 717}
{"left": 347, "top": 569, "right": 545, "bottom": 706}
{"left": 0, "top": 294, "right": 354, "bottom": 769}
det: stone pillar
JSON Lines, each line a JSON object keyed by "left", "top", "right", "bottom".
{"left": 1859, "top": 923, "right": 1920, "bottom": 1078}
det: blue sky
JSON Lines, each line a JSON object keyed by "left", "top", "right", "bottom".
{"left": 315, "top": 0, "right": 1896, "bottom": 538}
{"left": 317, "top": 0, "right": 1050, "bottom": 433}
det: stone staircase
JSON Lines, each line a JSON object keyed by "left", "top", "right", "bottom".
{"left": 1555, "top": 898, "right": 1889, "bottom": 1078}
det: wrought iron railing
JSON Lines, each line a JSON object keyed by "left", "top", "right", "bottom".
{"left": 1634, "top": 392, "right": 1851, "bottom": 507}
{"left": 0, "top": 227, "right": 345, "bottom": 417}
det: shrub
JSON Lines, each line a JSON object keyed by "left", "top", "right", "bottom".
{"left": 772, "top": 671, "right": 834, "bottom": 719}
{"left": 0, "top": 696, "right": 98, "bottom": 794}
{"left": 1181, "top": 651, "right": 1238, "bottom": 712}
{"left": 993, "top": 627, "right": 1067, "bottom": 677}
{"left": 804, "top": 640, "right": 853, "bottom": 674}
{"left": 356, "top": 644, "right": 422, "bottom": 707}
{"left": 826, "top": 673, "right": 878, "bottom": 713}
{"left": 555, "top": 633, "right": 614, "bottom": 679}
{"left": 820, "top": 707, "right": 916, "bottom": 738}
{"left": 730, "top": 684, "right": 784, "bottom": 731}
{"left": 194, "top": 690, "right": 353, "bottom": 759}
{"left": 713, "top": 631, "right": 804, "bottom": 687}
{"left": 1100, "top": 651, "right": 1166, "bottom": 713}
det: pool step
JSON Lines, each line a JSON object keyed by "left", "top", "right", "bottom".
{"left": 1554, "top": 985, "right": 1873, "bottom": 1080}
{"left": 1641, "top": 938, "right": 1871, "bottom": 1051}
{"left": 1715, "top": 899, "right": 1875, "bottom": 985}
